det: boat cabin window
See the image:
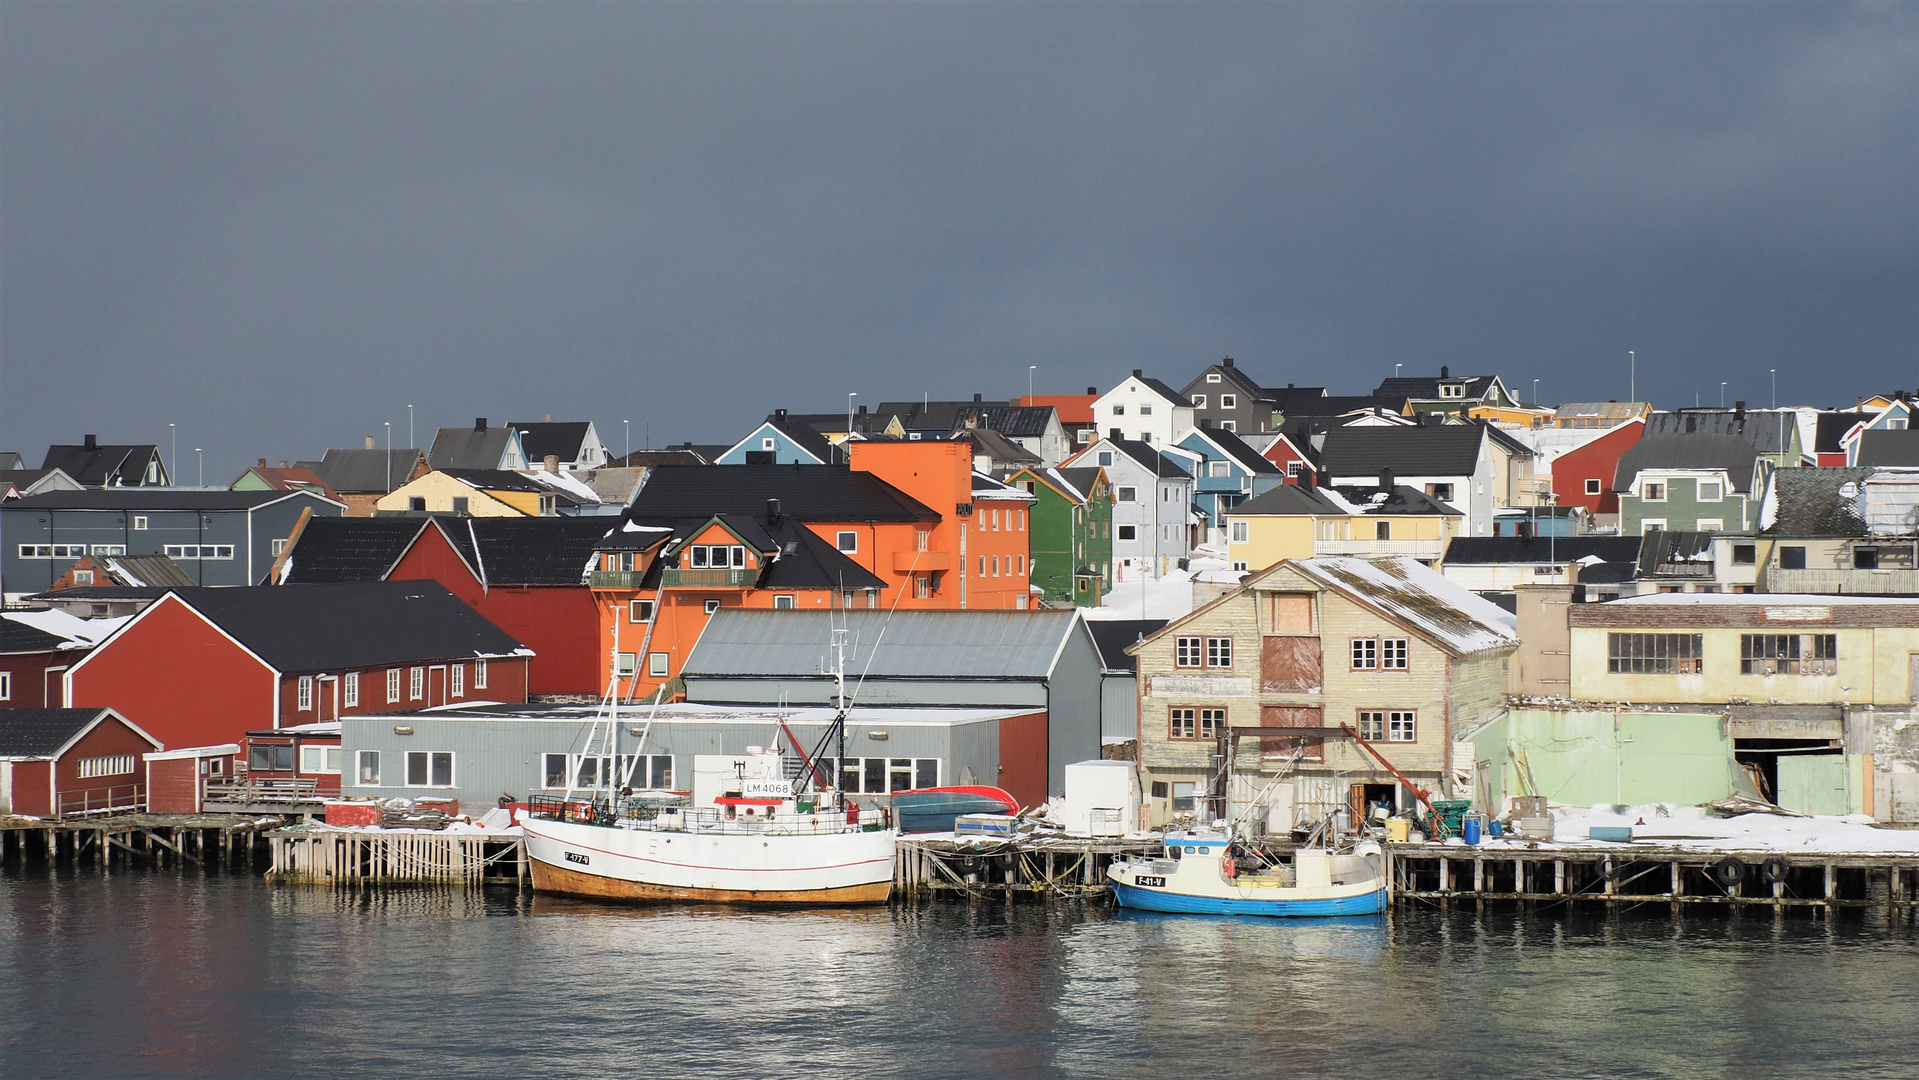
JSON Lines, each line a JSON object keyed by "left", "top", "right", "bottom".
{"left": 1166, "top": 846, "right": 1181, "bottom": 860}
{"left": 1185, "top": 846, "right": 1197, "bottom": 854}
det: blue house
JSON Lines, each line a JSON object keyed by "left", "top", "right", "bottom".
{"left": 1174, "top": 424, "right": 1285, "bottom": 542}
{"left": 3, "top": 488, "right": 345, "bottom": 599}
{"left": 717, "top": 411, "right": 840, "bottom": 465}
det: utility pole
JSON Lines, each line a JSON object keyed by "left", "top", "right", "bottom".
{"left": 1629, "top": 351, "right": 1635, "bottom": 403}
{"left": 623, "top": 420, "right": 631, "bottom": 462}
{"left": 168, "top": 423, "right": 176, "bottom": 485}
{"left": 195, "top": 448, "right": 204, "bottom": 488}
{"left": 846, "top": 392, "right": 857, "bottom": 465}
{"left": 408, "top": 404, "right": 415, "bottom": 449}
{"left": 385, "top": 422, "right": 393, "bottom": 492}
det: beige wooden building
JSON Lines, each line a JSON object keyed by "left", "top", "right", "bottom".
{"left": 1130, "top": 555, "right": 1516, "bottom": 832}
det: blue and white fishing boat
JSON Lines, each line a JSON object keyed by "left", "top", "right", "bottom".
{"left": 1107, "top": 831, "right": 1386, "bottom": 917}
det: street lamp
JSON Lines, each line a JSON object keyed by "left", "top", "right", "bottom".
{"left": 408, "top": 404, "right": 415, "bottom": 449}
{"left": 384, "top": 422, "right": 393, "bottom": 492}
{"left": 1532, "top": 378, "right": 1540, "bottom": 408}
{"left": 1721, "top": 382, "right": 1727, "bottom": 407}
{"left": 845, "top": 392, "right": 857, "bottom": 463}
{"left": 168, "top": 423, "right": 176, "bottom": 486}
{"left": 623, "top": 420, "right": 631, "bottom": 462}
{"left": 1028, "top": 365, "right": 1037, "bottom": 402}
{"left": 1395, "top": 363, "right": 1403, "bottom": 379}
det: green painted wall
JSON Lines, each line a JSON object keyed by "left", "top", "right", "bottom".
{"left": 1620, "top": 475, "right": 1752, "bottom": 536}
{"left": 1075, "top": 488, "right": 1112, "bottom": 607}
{"left": 1777, "top": 754, "right": 1851, "bottom": 816}
{"left": 1014, "top": 469, "right": 1112, "bottom": 606}
{"left": 1469, "top": 708, "right": 1750, "bottom": 811}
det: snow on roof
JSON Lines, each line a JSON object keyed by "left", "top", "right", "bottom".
{"left": 522, "top": 468, "right": 602, "bottom": 503}
{"left": 3, "top": 608, "right": 130, "bottom": 648}
{"left": 1287, "top": 556, "right": 1517, "bottom": 654}
{"left": 1609, "top": 593, "right": 1919, "bottom": 607}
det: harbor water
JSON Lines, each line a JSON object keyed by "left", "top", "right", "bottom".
{"left": 4, "top": 867, "right": 1919, "bottom": 1079}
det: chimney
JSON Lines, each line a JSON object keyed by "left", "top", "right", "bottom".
{"left": 258, "top": 458, "right": 268, "bottom": 468}
{"left": 543, "top": 413, "right": 552, "bottom": 423}
{"left": 475, "top": 417, "right": 488, "bottom": 432}
{"left": 1379, "top": 468, "right": 1394, "bottom": 490}
{"left": 859, "top": 404, "right": 868, "bottom": 414}
{"left": 365, "top": 435, "right": 376, "bottom": 450}
{"left": 1440, "top": 365, "right": 1449, "bottom": 378}
{"left": 279, "top": 461, "right": 289, "bottom": 468}
{"left": 1086, "top": 386, "right": 1097, "bottom": 395}
{"left": 973, "top": 393, "right": 982, "bottom": 403}
{"left": 1132, "top": 369, "right": 1143, "bottom": 378}
{"left": 775, "top": 408, "right": 788, "bottom": 419}
{"left": 766, "top": 498, "right": 783, "bottom": 523}
{"left": 1009, "top": 398, "right": 1020, "bottom": 407}
{"left": 84, "top": 434, "right": 97, "bottom": 451}
{"left": 1735, "top": 400, "right": 1746, "bottom": 420}
{"left": 544, "top": 454, "right": 560, "bottom": 473}
{"left": 1222, "top": 357, "right": 1234, "bottom": 368}
{"left": 1110, "top": 427, "right": 1123, "bottom": 440}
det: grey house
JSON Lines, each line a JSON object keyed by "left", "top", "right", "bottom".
{"left": 2, "top": 489, "right": 344, "bottom": 598}
{"left": 337, "top": 701, "right": 1039, "bottom": 810}
{"left": 680, "top": 608, "right": 1104, "bottom": 796}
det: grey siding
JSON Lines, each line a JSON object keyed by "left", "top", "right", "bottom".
{"left": 684, "top": 676, "right": 1048, "bottom": 710}
{"left": 1101, "top": 674, "right": 1139, "bottom": 741}
{"left": 1045, "top": 624, "right": 1104, "bottom": 794}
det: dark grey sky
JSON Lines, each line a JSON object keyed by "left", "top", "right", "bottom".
{"left": 4, "top": 2, "right": 1914, "bottom": 479}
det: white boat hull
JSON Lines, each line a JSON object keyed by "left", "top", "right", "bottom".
{"left": 521, "top": 817, "right": 897, "bottom": 905}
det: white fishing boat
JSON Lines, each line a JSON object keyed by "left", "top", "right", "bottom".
{"left": 519, "top": 627, "right": 896, "bottom": 906}
{"left": 1107, "top": 831, "right": 1386, "bottom": 917}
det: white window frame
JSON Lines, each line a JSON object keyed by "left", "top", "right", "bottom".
{"left": 630, "top": 599, "right": 655, "bottom": 623}
{"left": 357, "top": 750, "right": 381, "bottom": 786}
{"left": 1697, "top": 481, "right": 1724, "bottom": 502}
{"left": 409, "top": 666, "right": 424, "bottom": 700}
{"left": 836, "top": 531, "right": 858, "bottom": 553}
{"left": 297, "top": 676, "right": 313, "bottom": 712}
{"left": 1641, "top": 481, "right": 1667, "bottom": 502}
{"left": 450, "top": 663, "right": 465, "bottom": 698}
{"left": 1191, "top": 394, "right": 1207, "bottom": 407}
{"left": 1439, "top": 384, "right": 1465, "bottom": 399}
{"left": 0, "top": 671, "right": 10, "bottom": 701}
{"left": 648, "top": 653, "right": 669, "bottom": 678}
{"left": 386, "top": 668, "right": 402, "bottom": 703}
{"left": 132, "top": 516, "right": 149, "bottom": 531}
{"left": 616, "top": 652, "right": 637, "bottom": 677}
{"left": 90, "top": 544, "right": 125, "bottom": 556}
{"left": 1641, "top": 519, "right": 1667, "bottom": 534}
{"left": 1117, "top": 525, "right": 1137, "bottom": 541}
{"left": 774, "top": 594, "right": 795, "bottom": 609}
{"left": 1695, "top": 518, "right": 1724, "bottom": 532}
{"left": 343, "top": 672, "right": 359, "bottom": 708}
{"left": 1220, "top": 394, "right": 1236, "bottom": 409}
{"left": 405, "top": 750, "right": 456, "bottom": 788}
{"left": 1388, "top": 711, "right": 1417, "bottom": 742}
{"left": 1219, "top": 420, "right": 1236, "bottom": 432}
{"left": 473, "top": 658, "right": 488, "bottom": 689}
{"left": 704, "top": 598, "right": 722, "bottom": 615}
{"left": 1585, "top": 479, "right": 1602, "bottom": 495}
{"left": 300, "top": 745, "right": 343, "bottom": 774}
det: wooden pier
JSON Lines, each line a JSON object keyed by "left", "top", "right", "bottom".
{"left": 267, "top": 825, "right": 528, "bottom": 886}
{"left": 0, "top": 813, "right": 287, "bottom": 872}
{"left": 1385, "top": 843, "right": 1919, "bottom": 911}
{"left": 894, "top": 835, "right": 1161, "bottom": 901}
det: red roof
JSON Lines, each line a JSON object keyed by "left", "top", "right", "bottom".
{"left": 239, "top": 463, "right": 338, "bottom": 499}
{"left": 1021, "top": 394, "right": 1098, "bottom": 424}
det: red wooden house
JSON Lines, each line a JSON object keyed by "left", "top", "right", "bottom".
{"left": 144, "top": 743, "right": 239, "bottom": 814}
{"left": 1551, "top": 418, "right": 1644, "bottom": 518}
{"left": 1258, "top": 431, "right": 1320, "bottom": 484}
{"left": 0, "top": 613, "right": 95, "bottom": 708}
{"left": 272, "top": 514, "right": 607, "bottom": 696}
{"left": 65, "top": 581, "right": 530, "bottom": 751}
{"left": 0, "top": 707, "right": 161, "bottom": 817}
{"left": 237, "top": 722, "right": 343, "bottom": 797}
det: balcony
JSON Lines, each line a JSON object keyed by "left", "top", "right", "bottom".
{"left": 892, "top": 550, "right": 951, "bottom": 573}
{"left": 662, "top": 567, "right": 756, "bottom": 588}
{"left": 1767, "top": 568, "right": 1919, "bottom": 595}
{"left": 588, "top": 570, "right": 647, "bottom": 589}
{"left": 1313, "top": 538, "right": 1445, "bottom": 560}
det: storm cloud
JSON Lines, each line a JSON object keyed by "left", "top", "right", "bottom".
{"left": 3, "top": 1, "right": 1914, "bottom": 477}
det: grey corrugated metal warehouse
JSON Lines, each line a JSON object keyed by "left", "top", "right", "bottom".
{"left": 680, "top": 609, "right": 1104, "bottom": 796}
{"left": 336, "top": 702, "right": 1037, "bottom": 811}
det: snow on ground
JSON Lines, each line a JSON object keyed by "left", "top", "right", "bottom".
{"left": 1450, "top": 803, "right": 1919, "bottom": 855}
{"left": 1086, "top": 567, "right": 1198, "bottom": 621}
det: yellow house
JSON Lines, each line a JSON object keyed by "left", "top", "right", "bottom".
{"left": 1225, "top": 483, "right": 1463, "bottom": 573}
{"left": 373, "top": 468, "right": 559, "bottom": 517}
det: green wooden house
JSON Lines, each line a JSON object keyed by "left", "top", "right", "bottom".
{"left": 1009, "top": 466, "right": 1113, "bottom": 606}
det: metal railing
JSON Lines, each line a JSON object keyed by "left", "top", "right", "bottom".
{"left": 587, "top": 570, "right": 647, "bottom": 589}
{"left": 57, "top": 784, "right": 145, "bottom": 817}
{"left": 526, "top": 792, "right": 888, "bottom": 835}
{"left": 1768, "top": 568, "right": 1919, "bottom": 595}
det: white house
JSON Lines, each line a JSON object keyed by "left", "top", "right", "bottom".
{"left": 1063, "top": 438, "right": 1194, "bottom": 579}
{"left": 1093, "top": 371, "right": 1194, "bottom": 448}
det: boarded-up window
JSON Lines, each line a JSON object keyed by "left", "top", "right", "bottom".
{"left": 1261, "top": 705, "right": 1324, "bottom": 760}
{"left": 1262, "top": 637, "right": 1323, "bottom": 692}
{"left": 1269, "top": 592, "right": 1313, "bottom": 634}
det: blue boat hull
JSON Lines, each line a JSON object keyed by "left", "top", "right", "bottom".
{"left": 891, "top": 790, "right": 1020, "bottom": 833}
{"left": 1111, "top": 880, "right": 1387, "bottom": 917}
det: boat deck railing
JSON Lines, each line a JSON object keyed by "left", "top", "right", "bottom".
{"left": 524, "top": 793, "right": 890, "bottom": 836}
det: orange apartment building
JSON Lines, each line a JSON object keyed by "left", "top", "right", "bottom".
{"left": 591, "top": 441, "right": 1038, "bottom": 699}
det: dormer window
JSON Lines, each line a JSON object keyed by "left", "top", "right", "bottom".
{"left": 1439, "top": 384, "right": 1465, "bottom": 399}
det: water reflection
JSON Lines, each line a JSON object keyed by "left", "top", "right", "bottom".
{"left": 4, "top": 866, "right": 1919, "bottom": 1080}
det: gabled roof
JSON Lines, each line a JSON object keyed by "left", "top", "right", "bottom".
{"left": 1054, "top": 467, "right": 1106, "bottom": 502}
{"left": 1075, "top": 438, "right": 1191, "bottom": 480}
{"left": 1101, "top": 372, "right": 1185, "bottom": 405}
{"left": 1555, "top": 402, "right": 1649, "bottom": 419}
{"left": 1643, "top": 409, "right": 1796, "bottom": 454}
{"left": 873, "top": 401, "right": 1058, "bottom": 439}
{"left": 1279, "top": 394, "right": 1408, "bottom": 419}
{"left": 1814, "top": 411, "right": 1870, "bottom": 455}
{"left": 740, "top": 414, "right": 837, "bottom": 463}
{"left": 754, "top": 519, "right": 888, "bottom": 591}
{"left": 0, "top": 617, "right": 71, "bottom": 655}
{"left": 1180, "top": 362, "right": 1268, "bottom": 401}
{"left": 103, "top": 554, "right": 196, "bottom": 588}
{"left": 508, "top": 422, "right": 592, "bottom": 464}
{"left": 1227, "top": 483, "right": 1354, "bottom": 517}
{"left": 1441, "top": 536, "right": 1642, "bottom": 566}
{"left": 1855, "top": 430, "right": 1919, "bottom": 468}
{"left": 683, "top": 609, "right": 1086, "bottom": 681}
{"left": 40, "top": 443, "right": 164, "bottom": 486}
{"left": 1637, "top": 531, "right": 1718, "bottom": 577}
{"left": 1185, "top": 426, "right": 1281, "bottom": 474}
{"left": 235, "top": 463, "right": 336, "bottom": 497}
{"left": 5, "top": 489, "right": 336, "bottom": 511}
{"left": 437, "top": 468, "right": 552, "bottom": 495}
{"left": 0, "top": 467, "right": 84, "bottom": 497}
{"left": 277, "top": 517, "right": 428, "bottom": 583}
{"left": 1019, "top": 394, "right": 1097, "bottom": 425}
{"left": 429, "top": 426, "right": 521, "bottom": 471}
{"left": 299, "top": 448, "right": 430, "bottom": 494}
{"left": 1279, "top": 557, "right": 1517, "bottom": 655}
{"left": 1613, "top": 433, "right": 1760, "bottom": 490}
{"left": 130, "top": 582, "right": 528, "bottom": 675}
{"left": 629, "top": 465, "right": 940, "bottom": 522}
{"left": 959, "top": 427, "right": 1041, "bottom": 465}
{"left": 1372, "top": 374, "right": 1505, "bottom": 403}
{"left": 615, "top": 445, "right": 717, "bottom": 467}
{"left": 1086, "top": 618, "right": 1168, "bottom": 673}
{"left": 1317, "top": 424, "right": 1487, "bottom": 477}
{"left": 1327, "top": 484, "right": 1462, "bottom": 516}
{"left": 1760, "top": 467, "right": 1873, "bottom": 537}
{"left": 0, "top": 708, "right": 155, "bottom": 759}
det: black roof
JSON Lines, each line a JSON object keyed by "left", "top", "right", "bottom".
{"left": 1087, "top": 619, "right": 1168, "bottom": 673}
{"left": 41, "top": 443, "right": 164, "bottom": 487}
{"left": 439, "top": 468, "right": 551, "bottom": 494}
{"left": 1442, "top": 536, "right": 1643, "bottom": 565}
{"left": 1814, "top": 412, "right": 1870, "bottom": 455}
{"left": 1055, "top": 467, "right": 1107, "bottom": 501}
{"left": 165, "top": 582, "right": 526, "bottom": 674}
{"left": 1279, "top": 395, "right": 1408, "bottom": 420}
{"left": 277, "top": 517, "right": 426, "bottom": 583}
{"left": 1096, "top": 439, "right": 1191, "bottom": 480}
{"left": 0, "top": 708, "right": 132, "bottom": 757}
{"left": 428, "top": 426, "right": 520, "bottom": 471}
{"left": 1855, "top": 430, "right": 1919, "bottom": 468}
{"left": 1191, "top": 426, "right": 1281, "bottom": 474}
{"left": 872, "top": 401, "right": 1056, "bottom": 439}
{"left": 1637, "top": 531, "right": 1717, "bottom": 577}
{"left": 1373, "top": 374, "right": 1502, "bottom": 402}
{"left": 508, "top": 422, "right": 592, "bottom": 464}
{"left": 298, "top": 448, "right": 429, "bottom": 493}
{"left": 630, "top": 465, "right": 939, "bottom": 522}
{"left": 615, "top": 447, "right": 716, "bottom": 467}
{"left": 6, "top": 489, "right": 330, "bottom": 511}
{"left": 1762, "top": 467, "right": 1872, "bottom": 537}
{"left": 1327, "top": 484, "right": 1462, "bottom": 516}
{"left": 27, "top": 586, "right": 171, "bottom": 601}
{"left": 1642, "top": 409, "right": 1795, "bottom": 453}
{"left": 756, "top": 519, "right": 888, "bottom": 591}
{"left": 761, "top": 414, "right": 841, "bottom": 463}
{"left": 1317, "top": 424, "right": 1487, "bottom": 477}
{"left": 0, "top": 618, "right": 70, "bottom": 655}
{"left": 1613, "top": 433, "right": 1760, "bottom": 490}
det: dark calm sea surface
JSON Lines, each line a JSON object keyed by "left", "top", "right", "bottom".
{"left": 4, "top": 867, "right": 1919, "bottom": 1080}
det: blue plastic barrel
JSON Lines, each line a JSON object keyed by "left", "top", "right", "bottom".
{"left": 1462, "top": 815, "right": 1482, "bottom": 845}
